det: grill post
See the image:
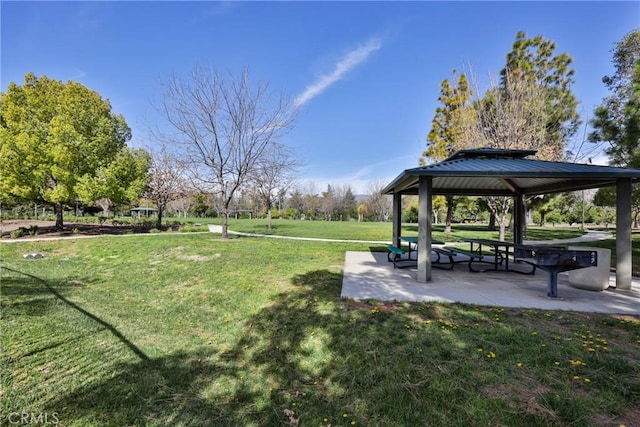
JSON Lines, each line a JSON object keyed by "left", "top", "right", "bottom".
{"left": 546, "top": 269, "right": 559, "bottom": 298}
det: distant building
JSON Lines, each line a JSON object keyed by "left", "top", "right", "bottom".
{"left": 131, "top": 207, "right": 157, "bottom": 218}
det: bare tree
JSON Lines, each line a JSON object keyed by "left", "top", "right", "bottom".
{"left": 364, "top": 179, "right": 392, "bottom": 222}
{"left": 249, "top": 142, "right": 300, "bottom": 229}
{"left": 145, "top": 145, "right": 188, "bottom": 229}
{"left": 157, "top": 65, "right": 296, "bottom": 238}
{"left": 466, "top": 70, "right": 554, "bottom": 158}
{"left": 463, "top": 70, "right": 554, "bottom": 240}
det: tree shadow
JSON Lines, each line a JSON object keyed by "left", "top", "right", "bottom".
{"left": 39, "top": 268, "right": 493, "bottom": 425}
{"left": 16, "top": 264, "right": 633, "bottom": 425}
{"left": 2, "top": 267, "right": 148, "bottom": 361}
{"left": 39, "top": 270, "right": 351, "bottom": 425}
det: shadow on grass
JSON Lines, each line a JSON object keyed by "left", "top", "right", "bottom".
{"left": 35, "top": 269, "right": 501, "bottom": 425}
{"left": 6, "top": 266, "right": 637, "bottom": 425}
{"left": 2, "top": 267, "right": 149, "bottom": 361}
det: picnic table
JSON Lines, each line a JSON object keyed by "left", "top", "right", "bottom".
{"left": 386, "top": 236, "right": 448, "bottom": 269}
{"left": 453, "top": 238, "right": 536, "bottom": 274}
{"left": 400, "top": 236, "right": 444, "bottom": 260}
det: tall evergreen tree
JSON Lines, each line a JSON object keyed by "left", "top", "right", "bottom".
{"left": 459, "top": 32, "right": 579, "bottom": 239}
{"left": 500, "top": 31, "right": 580, "bottom": 157}
{"left": 421, "top": 70, "right": 474, "bottom": 232}
{"left": 421, "top": 71, "right": 475, "bottom": 164}
{"left": 589, "top": 29, "right": 640, "bottom": 168}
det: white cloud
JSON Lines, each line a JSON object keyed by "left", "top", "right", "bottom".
{"left": 294, "top": 37, "right": 382, "bottom": 108}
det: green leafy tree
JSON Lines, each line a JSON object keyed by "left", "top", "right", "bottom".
{"left": 0, "top": 73, "right": 131, "bottom": 230}
{"left": 456, "top": 196, "right": 480, "bottom": 222}
{"left": 76, "top": 147, "right": 151, "bottom": 218}
{"left": 403, "top": 206, "right": 418, "bottom": 223}
{"left": 532, "top": 194, "right": 567, "bottom": 226}
{"left": 431, "top": 195, "right": 448, "bottom": 224}
{"left": 288, "top": 189, "right": 305, "bottom": 219}
{"left": 594, "top": 185, "right": 640, "bottom": 227}
{"left": 589, "top": 29, "right": 640, "bottom": 168}
{"left": 421, "top": 70, "right": 474, "bottom": 232}
{"left": 321, "top": 185, "right": 337, "bottom": 221}
{"left": 421, "top": 71, "right": 475, "bottom": 163}
{"left": 340, "top": 187, "right": 357, "bottom": 221}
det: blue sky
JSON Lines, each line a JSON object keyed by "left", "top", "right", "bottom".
{"left": 2, "top": 1, "right": 638, "bottom": 194}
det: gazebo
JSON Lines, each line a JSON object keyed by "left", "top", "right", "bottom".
{"left": 382, "top": 148, "right": 640, "bottom": 289}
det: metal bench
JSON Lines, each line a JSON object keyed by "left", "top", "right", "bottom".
{"left": 432, "top": 247, "right": 456, "bottom": 270}
{"left": 443, "top": 246, "right": 484, "bottom": 271}
{"left": 387, "top": 245, "right": 415, "bottom": 269}
{"left": 388, "top": 245, "right": 457, "bottom": 270}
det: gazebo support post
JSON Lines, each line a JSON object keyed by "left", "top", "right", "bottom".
{"left": 392, "top": 193, "right": 402, "bottom": 248}
{"left": 514, "top": 193, "right": 525, "bottom": 245}
{"left": 616, "top": 178, "right": 633, "bottom": 290}
{"left": 417, "top": 176, "right": 433, "bottom": 282}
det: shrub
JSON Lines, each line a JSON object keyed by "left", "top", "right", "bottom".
{"left": 179, "top": 224, "right": 208, "bottom": 233}
{"left": 10, "top": 228, "right": 24, "bottom": 239}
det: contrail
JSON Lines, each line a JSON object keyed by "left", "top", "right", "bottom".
{"left": 294, "top": 38, "right": 382, "bottom": 108}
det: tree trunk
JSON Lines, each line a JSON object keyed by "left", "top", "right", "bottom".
{"left": 156, "top": 208, "right": 164, "bottom": 229}
{"left": 499, "top": 221, "right": 507, "bottom": 241}
{"left": 488, "top": 212, "right": 496, "bottom": 230}
{"left": 221, "top": 209, "right": 229, "bottom": 239}
{"left": 497, "top": 198, "right": 511, "bottom": 241}
{"left": 444, "top": 195, "right": 456, "bottom": 233}
{"left": 98, "top": 199, "right": 112, "bottom": 219}
{"left": 54, "top": 202, "right": 64, "bottom": 231}
{"left": 267, "top": 209, "right": 273, "bottom": 230}
{"left": 539, "top": 212, "right": 546, "bottom": 227}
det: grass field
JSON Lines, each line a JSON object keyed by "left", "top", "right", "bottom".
{"left": 186, "top": 219, "right": 639, "bottom": 275}
{"left": 1, "top": 223, "right": 639, "bottom": 426}
{"left": 177, "top": 217, "right": 587, "bottom": 242}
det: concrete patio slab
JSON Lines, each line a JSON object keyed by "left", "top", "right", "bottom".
{"left": 341, "top": 251, "right": 640, "bottom": 315}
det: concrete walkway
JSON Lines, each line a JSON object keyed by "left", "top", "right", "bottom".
{"left": 523, "top": 229, "right": 613, "bottom": 245}
{"left": 207, "top": 224, "right": 390, "bottom": 244}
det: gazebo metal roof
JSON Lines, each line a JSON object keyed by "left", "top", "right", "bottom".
{"left": 383, "top": 147, "right": 640, "bottom": 196}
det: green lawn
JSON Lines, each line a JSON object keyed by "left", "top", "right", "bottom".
{"left": 177, "top": 217, "right": 585, "bottom": 242}
{"left": 1, "top": 231, "right": 638, "bottom": 426}
{"left": 183, "top": 219, "right": 639, "bottom": 274}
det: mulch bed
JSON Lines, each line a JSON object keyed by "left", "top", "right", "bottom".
{"left": 1, "top": 220, "right": 157, "bottom": 240}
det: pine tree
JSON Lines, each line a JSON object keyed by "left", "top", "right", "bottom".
{"left": 500, "top": 31, "right": 580, "bottom": 156}
{"left": 421, "top": 70, "right": 475, "bottom": 232}
{"left": 589, "top": 29, "right": 640, "bottom": 168}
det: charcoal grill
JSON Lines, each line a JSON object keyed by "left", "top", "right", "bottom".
{"left": 514, "top": 246, "right": 598, "bottom": 298}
